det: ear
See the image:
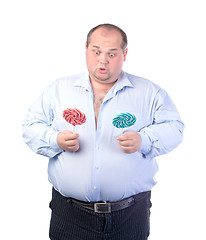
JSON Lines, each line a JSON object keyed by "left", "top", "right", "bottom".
{"left": 123, "top": 48, "right": 128, "bottom": 62}
{"left": 85, "top": 42, "right": 88, "bottom": 55}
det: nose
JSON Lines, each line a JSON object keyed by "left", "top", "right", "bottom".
{"left": 98, "top": 53, "right": 109, "bottom": 64}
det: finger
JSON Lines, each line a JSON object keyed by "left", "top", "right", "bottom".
{"left": 66, "top": 141, "right": 79, "bottom": 152}
{"left": 119, "top": 145, "right": 134, "bottom": 154}
{"left": 117, "top": 132, "right": 133, "bottom": 141}
{"left": 65, "top": 139, "right": 79, "bottom": 147}
{"left": 117, "top": 135, "right": 128, "bottom": 141}
{"left": 66, "top": 145, "right": 79, "bottom": 152}
{"left": 65, "top": 133, "right": 79, "bottom": 141}
{"left": 118, "top": 140, "right": 132, "bottom": 147}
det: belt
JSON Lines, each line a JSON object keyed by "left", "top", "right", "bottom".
{"left": 72, "top": 196, "right": 135, "bottom": 213}
{"left": 52, "top": 188, "right": 150, "bottom": 214}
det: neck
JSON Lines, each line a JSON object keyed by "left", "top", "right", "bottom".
{"left": 89, "top": 77, "right": 117, "bottom": 93}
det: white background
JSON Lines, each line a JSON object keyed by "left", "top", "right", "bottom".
{"left": 0, "top": 0, "right": 205, "bottom": 239}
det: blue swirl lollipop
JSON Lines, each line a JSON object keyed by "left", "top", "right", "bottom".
{"left": 112, "top": 112, "right": 136, "bottom": 129}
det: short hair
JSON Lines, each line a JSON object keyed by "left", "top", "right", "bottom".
{"left": 86, "top": 23, "right": 128, "bottom": 52}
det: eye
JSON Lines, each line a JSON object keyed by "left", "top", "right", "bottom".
{"left": 109, "top": 53, "right": 115, "bottom": 57}
{"left": 94, "top": 50, "right": 100, "bottom": 55}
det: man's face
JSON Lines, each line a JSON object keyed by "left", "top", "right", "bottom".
{"left": 86, "top": 28, "right": 128, "bottom": 85}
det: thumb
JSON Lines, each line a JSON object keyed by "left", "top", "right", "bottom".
{"left": 117, "top": 133, "right": 128, "bottom": 141}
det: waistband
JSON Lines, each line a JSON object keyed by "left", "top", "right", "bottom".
{"left": 52, "top": 188, "right": 151, "bottom": 214}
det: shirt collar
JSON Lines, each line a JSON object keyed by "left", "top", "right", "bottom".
{"left": 105, "top": 72, "right": 135, "bottom": 102}
{"left": 73, "top": 72, "right": 92, "bottom": 92}
{"left": 73, "top": 71, "right": 134, "bottom": 93}
{"left": 114, "top": 71, "right": 134, "bottom": 93}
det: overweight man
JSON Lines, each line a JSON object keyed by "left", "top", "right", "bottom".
{"left": 22, "top": 23, "right": 184, "bottom": 239}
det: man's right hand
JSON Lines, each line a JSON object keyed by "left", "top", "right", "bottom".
{"left": 57, "top": 131, "right": 80, "bottom": 152}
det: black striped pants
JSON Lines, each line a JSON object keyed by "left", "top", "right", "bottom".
{"left": 49, "top": 188, "right": 152, "bottom": 240}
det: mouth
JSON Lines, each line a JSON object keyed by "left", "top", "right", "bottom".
{"left": 98, "top": 67, "right": 108, "bottom": 74}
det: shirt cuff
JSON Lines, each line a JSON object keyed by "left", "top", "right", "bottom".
{"left": 50, "top": 131, "right": 64, "bottom": 155}
{"left": 138, "top": 131, "right": 152, "bottom": 155}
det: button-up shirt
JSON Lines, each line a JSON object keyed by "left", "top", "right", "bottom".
{"left": 22, "top": 71, "right": 184, "bottom": 202}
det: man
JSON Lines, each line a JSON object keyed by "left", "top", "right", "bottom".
{"left": 22, "top": 24, "right": 184, "bottom": 239}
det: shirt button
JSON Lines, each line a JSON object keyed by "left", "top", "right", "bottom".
{"left": 93, "top": 186, "right": 97, "bottom": 190}
{"left": 95, "top": 166, "right": 99, "bottom": 169}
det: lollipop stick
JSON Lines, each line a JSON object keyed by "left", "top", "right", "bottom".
{"left": 121, "top": 128, "right": 124, "bottom": 136}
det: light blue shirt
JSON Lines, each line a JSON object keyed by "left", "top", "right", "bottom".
{"left": 22, "top": 71, "right": 184, "bottom": 202}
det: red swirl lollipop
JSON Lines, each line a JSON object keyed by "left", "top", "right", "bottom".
{"left": 63, "top": 108, "right": 86, "bottom": 126}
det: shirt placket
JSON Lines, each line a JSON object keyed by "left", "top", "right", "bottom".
{"left": 90, "top": 97, "right": 108, "bottom": 201}
{"left": 90, "top": 89, "right": 117, "bottom": 201}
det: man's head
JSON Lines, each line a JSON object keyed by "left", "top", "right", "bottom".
{"left": 87, "top": 24, "right": 128, "bottom": 53}
{"left": 85, "top": 24, "right": 128, "bottom": 85}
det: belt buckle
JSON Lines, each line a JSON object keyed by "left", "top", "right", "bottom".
{"left": 94, "top": 202, "right": 111, "bottom": 213}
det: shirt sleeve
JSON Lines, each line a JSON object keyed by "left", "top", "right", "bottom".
{"left": 138, "top": 88, "right": 184, "bottom": 158}
{"left": 22, "top": 82, "right": 64, "bottom": 158}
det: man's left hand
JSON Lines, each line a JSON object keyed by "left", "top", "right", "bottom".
{"left": 117, "top": 131, "right": 142, "bottom": 154}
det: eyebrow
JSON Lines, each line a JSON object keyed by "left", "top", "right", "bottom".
{"left": 92, "top": 45, "right": 119, "bottom": 51}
